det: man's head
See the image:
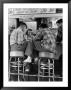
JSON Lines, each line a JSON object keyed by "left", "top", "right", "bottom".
{"left": 26, "top": 29, "right": 32, "bottom": 35}
{"left": 39, "top": 23, "right": 48, "bottom": 31}
{"left": 19, "top": 22, "right": 27, "bottom": 31}
{"left": 56, "top": 19, "right": 63, "bottom": 27}
{"left": 48, "top": 22, "right": 52, "bottom": 28}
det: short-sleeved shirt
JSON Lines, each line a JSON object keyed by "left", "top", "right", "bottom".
{"left": 10, "top": 27, "right": 26, "bottom": 45}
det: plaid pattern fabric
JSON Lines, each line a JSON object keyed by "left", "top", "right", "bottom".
{"left": 41, "top": 29, "right": 56, "bottom": 52}
{"left": 35, "top": 29, "right": 56, "bottom": 52}
{"left": 10, "top": 27, "right": 26, "bottom": 45}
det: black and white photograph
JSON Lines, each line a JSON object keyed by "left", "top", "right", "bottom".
{"left": 3, "top": 4, "right": 68, "bottom": 87}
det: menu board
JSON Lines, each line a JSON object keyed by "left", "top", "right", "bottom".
{"left": 8, "top": 8, "right": 56, "bottom": 15}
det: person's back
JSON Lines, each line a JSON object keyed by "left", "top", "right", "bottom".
{"left": 10, "top": 22, "right": 28, "bottom": 52}
{"left": 41, "top": 29, "right": 56, "bottom": 52}
{"left": 33, "top": 26, "right": 56, "bottom": 53}
{"left": 10, "top": 27, "right": 26, "bottom": 46}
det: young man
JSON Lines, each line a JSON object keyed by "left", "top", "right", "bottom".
{"left": 34, "top": 23, "right": 56, "bottom": 53}
{"left": 10, "top": 22, "right": 32, "bottom": 63}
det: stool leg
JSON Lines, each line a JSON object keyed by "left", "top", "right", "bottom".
{"left": 9, "top": 57, "right": 17, "bottom": 81}
{"left": 53, "top": 59, "right": 54, "bottom": 81}
{"left": 48, "top": 59, "right": 50, "bottom": 81}
{"left": 8, "top": 56, "right": 12, "bottom": 81}
{"left": 43, "top": 68, "right": 44, "bottom": 76}
{"left": 23, "top": 60, "right": 26, "bottom": 81}
{"left": 23, "top": 61, "right": 24, "bottom": 81}
{"left": 38, "top": 58, "right": 40, "bottom": 81}
{"left": 18, "top": 57, "right": 19, "bottom": 81}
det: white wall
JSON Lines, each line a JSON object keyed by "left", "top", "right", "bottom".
{"left": 25, "top": 21, "right": 37, "bottom": 33}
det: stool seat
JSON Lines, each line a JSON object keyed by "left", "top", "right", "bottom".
{"left": 39, "top": 52, "right": 55, "bottom": 59}
{"left": 38, "top": 51, "right": 55, "bottom": 81}
{"left": 10, "top": 51, "right": 24, "bottom": 57}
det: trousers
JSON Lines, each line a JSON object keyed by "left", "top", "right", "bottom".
{"left": 10, "top": 41, "right": 33, "bottom": 57}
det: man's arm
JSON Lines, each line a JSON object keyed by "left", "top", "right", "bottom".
{"left": 10, "top": 29, "right": 17, "bottom": 45}
{"left": 34, "top": 31, "right": 43, "bottom": 41}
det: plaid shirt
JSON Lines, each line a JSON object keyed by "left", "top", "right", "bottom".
{"left": 10, "top": 27, "right": 26, "bottom": 45}
{"left": 35, "top": 29, "right": 56, "bottom": 52}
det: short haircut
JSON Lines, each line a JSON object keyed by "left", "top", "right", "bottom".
{"left": 28, "top": 29, "right": 32, "bottom": 31}
{"left": 39, "top": 23, "right": 48, "bottom": 28}
{"left": 26, "top": 29, "right": 32, "bottom": 35}
{"left": 56, "top": 19, "right": 63, "bottom": 24}
{"left": 19, "top": 22, "right": 27, "bottom": 28}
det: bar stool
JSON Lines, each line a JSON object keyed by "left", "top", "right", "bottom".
{"left": 9, "top": 51, "right": 24, "bottom": 81}
{"left": 38, "top": 51, "right": 55, "bottom": 81}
